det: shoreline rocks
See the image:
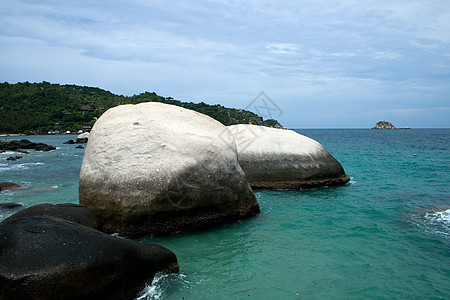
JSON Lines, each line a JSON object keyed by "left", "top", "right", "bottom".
{"left": 76, "top": 132, "right": 89, "bottom": 144}
{"left": 0, "top": 139, "right": 56, "bottom": 152}
{"left": 0, "top": 215, "right": 179, "bottom": 299}
{"left": 228, "top": 124, "right": 350, "bottom": 189}
{"left": 79, "top": 102, "right": 259, "bottom": 237}
{"left": 6, "top": 156, "right": 22, "bottom": 161}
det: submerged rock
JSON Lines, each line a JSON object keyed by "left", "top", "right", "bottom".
{"left": 0, "top": 203, "right": 23, "bottom": 210}
{"left": 0, "top": 216, "right": 179, "bottom": 300}
{"left": 6, "top": 156, "right": 22, "bottom": 161}
{"left": 228, "top": 124, "right": 350, "bottom": 189}
{"left": 79, "top": 102, "right": 258, "bottom": 237}
{"left": 2, "top": 203, "right": 98, "bottom": 229}
{"left": 0, "top": 182, "right": 22, "bottom": 191}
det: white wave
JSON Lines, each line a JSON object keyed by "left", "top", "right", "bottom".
{"left": 135, "top": 273, "right": 188, "bottom": 300}
{"left": 110, "top": 233, "right": 126, "bottom": 239}
{"left": 0, "top": 151, "right": 16, "bottom": 156}
{"left": 0, "top": 162, "right": 44, "bottom": 172}
{"left": 425, "top": 209, "right": 450, "bottom": 223}
{"left": 420, "top": 208, "right": 450, "bottom": 237}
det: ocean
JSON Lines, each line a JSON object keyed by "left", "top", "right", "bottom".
{"left": 1, "top": 129, "right": 449, "bottom": 299}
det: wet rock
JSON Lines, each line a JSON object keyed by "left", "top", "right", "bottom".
{"left": 2, "top": 203, "right": 98, "bottom": 230}
{"left": 0, "top": 139, "right": 55, "bottom": 152}
{"left": 0, "top": 216, "right": 179, "bottom": 300}
{"left": 0, "top": 203, "right": 23, "bottom": 210}
{"left": 6, "top": 156, "right": 22, "bottom": 161}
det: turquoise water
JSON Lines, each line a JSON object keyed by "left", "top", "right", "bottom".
{"left": 1, "top": 130, "right": 449, "bottom": 299}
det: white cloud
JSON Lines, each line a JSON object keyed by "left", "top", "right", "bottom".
{"left": 372, "top": 51, "right": 402, "bottom": 60}
{"left": 265, "top": 43, "right": 301, "bottom": 55}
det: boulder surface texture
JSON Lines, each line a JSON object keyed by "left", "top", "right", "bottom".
{"left": 2, "top": 203, "right": 98, "bottom": 229}
{"left": 0, "top": 216, "right": 178, "bottom": 300}
{"left": 228, "top": 124, "right": 350, "bottom": 189}
{"left": 79, "top": 102, "right": 258, "bottom": 237}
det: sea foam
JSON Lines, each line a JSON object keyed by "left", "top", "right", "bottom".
{"left": 425, "top": 209, "right": 450, "bottom": 224}
{"left": 135, "top": 273, "right": 188, "bottom": 300}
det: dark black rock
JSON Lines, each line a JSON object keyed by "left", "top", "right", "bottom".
{"left": 6, "top": 156, "right": 22, "bottom": 161}
{"left": 0, "top": 182, "right": 22, "bottom": 191}
{"left": 75, "top": 145, "right": 85, "bottom": 149}
{"left": 0, "top": 139, "right": 55, "bottom": 152}
{"left": 76, "top": 137, "right": 88, "bottom": 144}
{"left": 64, "top": 139, "right": 76, "bottom": 144}
{"left": 0, "top": 216, "right": 179, "bottom": 300}
{"left": 0, "top": 203, "right": 23, "bottom": 210}
{"left": 2, "top": 203, "right": 98, "bottom": 230}
{"left": 9, "top": 139, "right": 34, "bottom": 149}
{"left": 34, "top": 143, "right": 56, "bottom": 151}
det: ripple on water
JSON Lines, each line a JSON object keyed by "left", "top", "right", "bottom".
{"left": 0, "top": 162, "right": 44, "bottom": 172}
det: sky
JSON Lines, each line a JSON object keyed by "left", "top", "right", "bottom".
{"left": 1, "top": 0, "right": 449, "bottom": 128}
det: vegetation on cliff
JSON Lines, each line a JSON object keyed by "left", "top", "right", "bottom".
{"left": 372, "top": 121, "right": 396, "bottom": 129}
{"left": 0, "top": 82, "right": 282, "bottom": 134}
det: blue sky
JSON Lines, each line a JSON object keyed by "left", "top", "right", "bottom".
{"left": 1, "top": 0, "right": 449, "bottom": 128}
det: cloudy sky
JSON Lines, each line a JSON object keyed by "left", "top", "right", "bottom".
{"left": 1, "top": 0, "right": 449, "bottom": 128}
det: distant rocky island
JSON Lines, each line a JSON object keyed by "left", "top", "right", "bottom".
{"left": 371, "top": 121, "right": 410, "bottom": 130}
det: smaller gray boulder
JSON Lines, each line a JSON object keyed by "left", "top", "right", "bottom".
{"left": 228, "top": 124, "right": 350, "bottom": 189}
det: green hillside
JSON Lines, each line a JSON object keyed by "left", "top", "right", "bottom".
{"left": 0, "top": 82, "right": 282, "bottom": 134}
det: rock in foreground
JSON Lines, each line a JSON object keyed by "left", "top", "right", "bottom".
{"left": 0, "top": 216, "right": 179, "bottom": 300}
{"left": 228, "top": 124, "right": 350, "bottom": 189}
{"left": 79, "top": 102, "right": 258, "bottom": 237}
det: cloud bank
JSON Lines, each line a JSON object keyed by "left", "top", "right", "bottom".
{"left": 1, "top": 0, "right": 449, "bottom": 127}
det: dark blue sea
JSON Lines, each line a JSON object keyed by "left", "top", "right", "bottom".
{"left": 1, "top": 129, "right": 449, "bottom": 299}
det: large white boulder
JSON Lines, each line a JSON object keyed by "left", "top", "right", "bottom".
{"left": 228, "top": 124, "right": 350, "bottom": 189}
{"left": 79, "top": 102, "right": 258, "bottom": 237}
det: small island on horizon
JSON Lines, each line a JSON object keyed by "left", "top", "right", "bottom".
{"left": 371, "top": 121, "right": 411, "bottom": 130}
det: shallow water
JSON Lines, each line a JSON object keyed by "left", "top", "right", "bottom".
{"left": 1, "top": 130, "right": 449, "bottom": 299}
